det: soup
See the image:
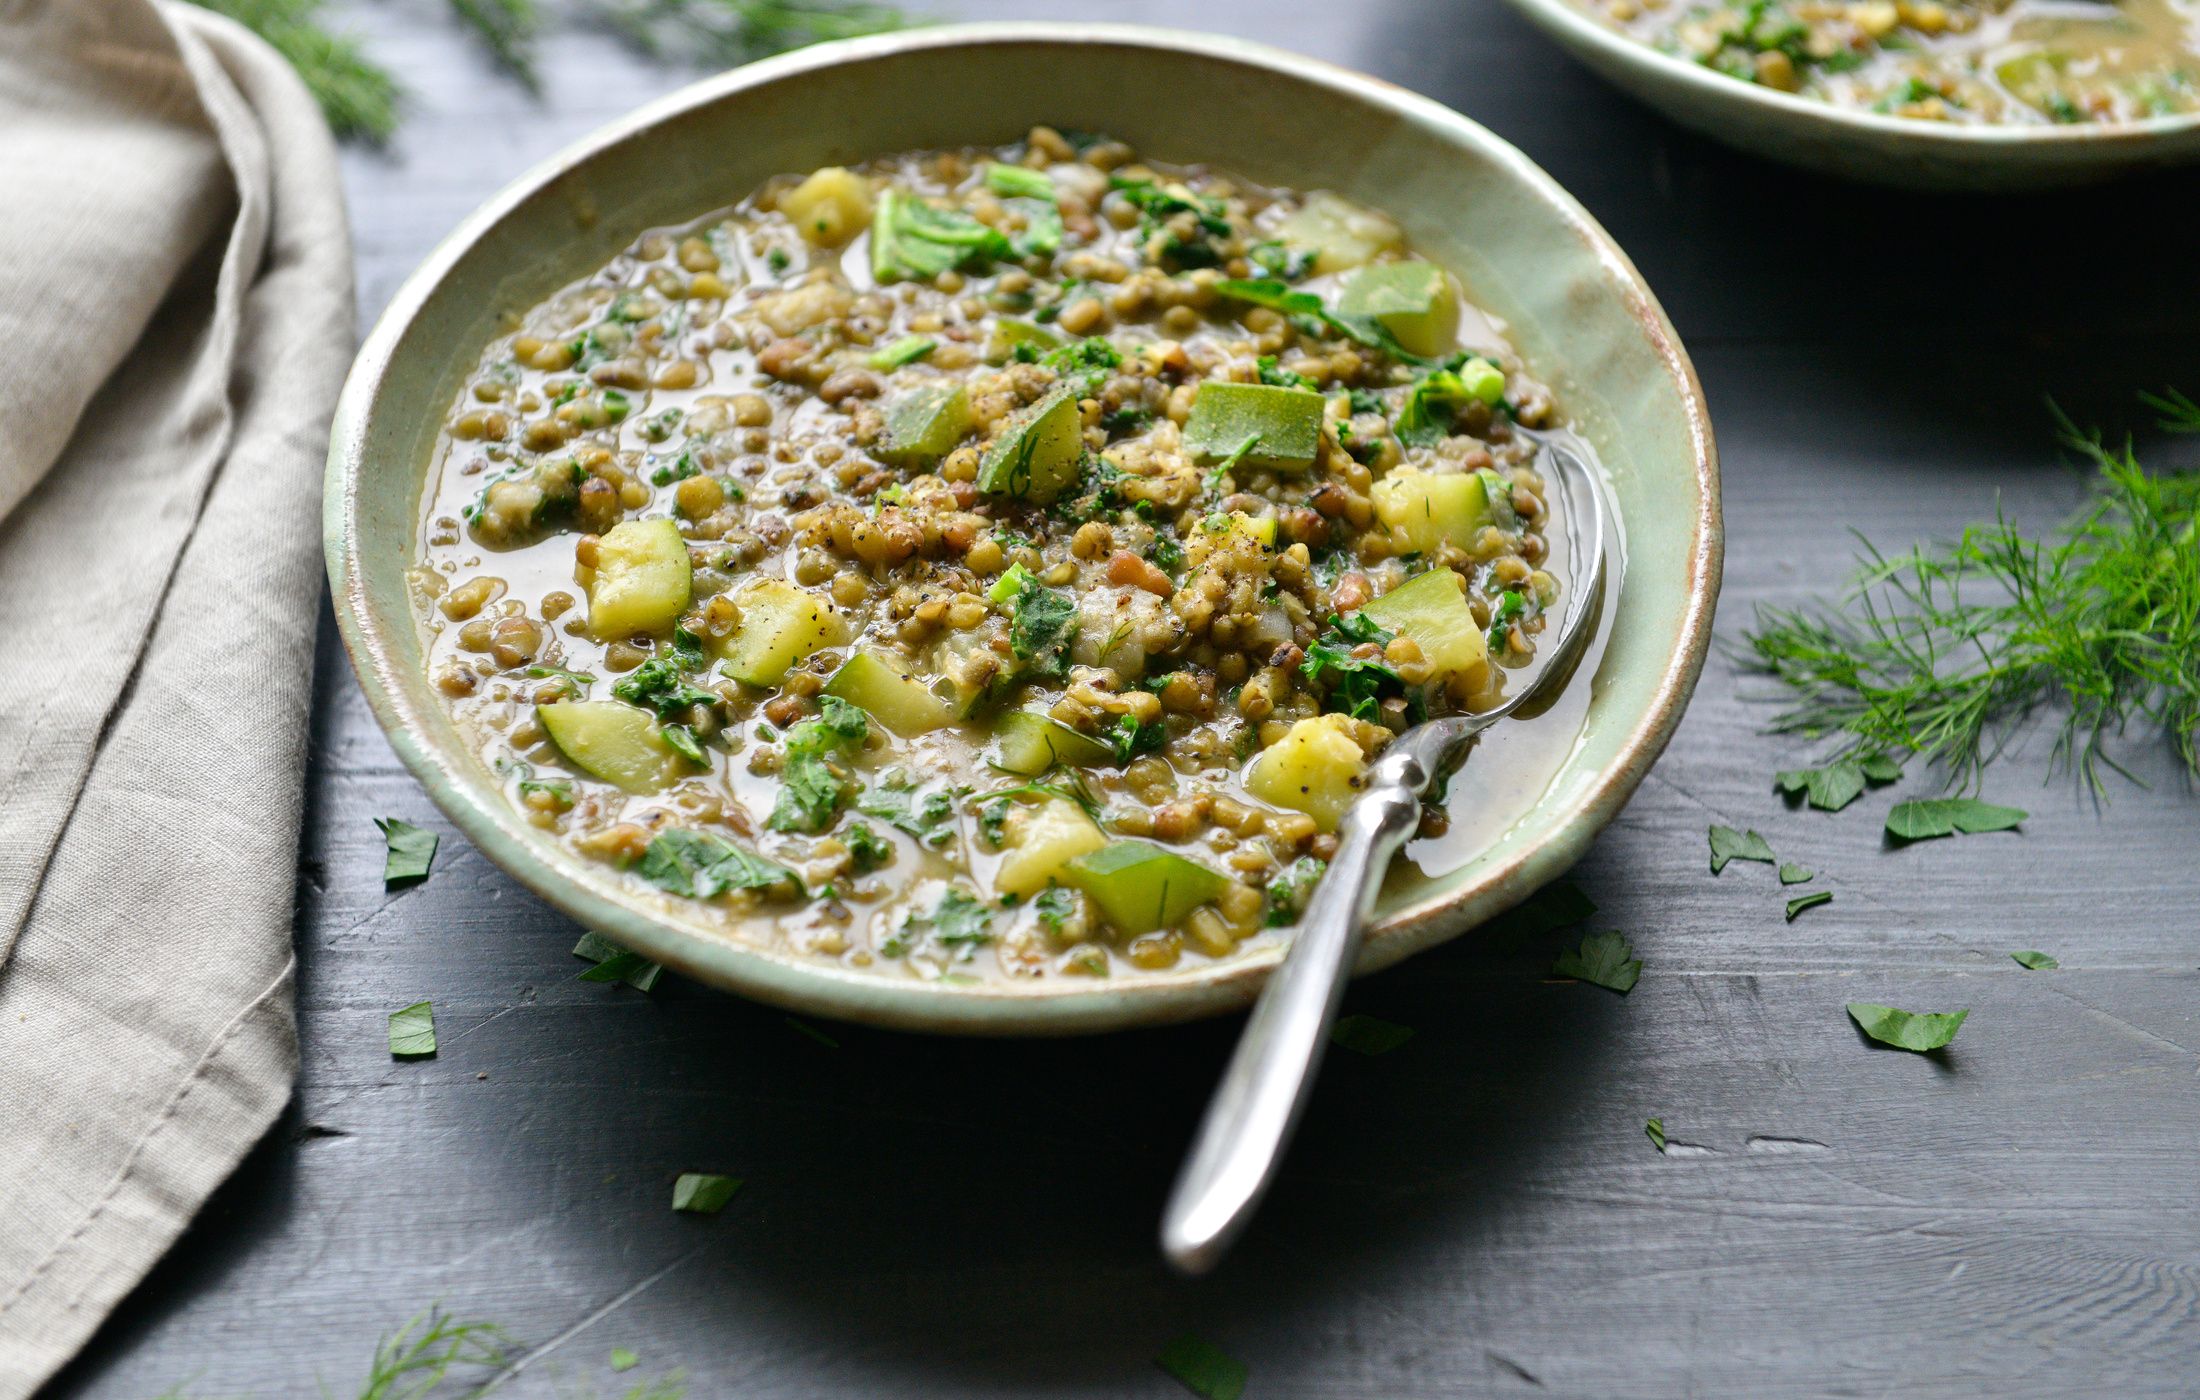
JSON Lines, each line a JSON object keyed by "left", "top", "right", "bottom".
{"left": 1580, "top": 0, "right": 2200, "bottom": 123}
{"left": 410, "top": 129, "right": 1579, "bottom": 984}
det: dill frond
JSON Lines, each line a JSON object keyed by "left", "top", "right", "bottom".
{"left": 1739, "top": 400, "right": 2200, "bottom": 796}
{"left": 447, "top": 0, "right": 544, "bottom": 90}
{"left": 349, "top": 1309, "right": 508, "bottom": 1399}
{"left": 186, "top": 0, "right": 401, "bottom": 142}
{"left": 592, "top": 0, "right": 914, "bottom": 67}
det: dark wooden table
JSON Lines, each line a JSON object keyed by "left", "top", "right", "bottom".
{"left": 50, "top": 1, "right": 2200, "bottom": 1394}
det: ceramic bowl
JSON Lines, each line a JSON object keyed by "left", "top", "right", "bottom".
{"left": 326, "top": 22, "right": 1721, "bottom": 1035}
{"left": 1501, "top": 0, "right": 2200, "bottom": 189}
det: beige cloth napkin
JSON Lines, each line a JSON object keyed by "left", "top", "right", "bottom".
{"left": 0, "top": 0, "right": 352, "bottom": 1389}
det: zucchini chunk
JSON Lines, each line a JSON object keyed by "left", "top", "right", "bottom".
{"left": 538, "top": 700, "right": 682, "bottom": 794}
{"left": 824, "top": 652, "right": 955, "bottom": 736}
{"left": 714, "top": 579, "right": 846, "bottom": 686}
{"left": 1358, "top": 567, "right": 1490, "bottom": 683}
{"left": 1063, "top": 840, "right": 1230, "bottom": 935}
{"left": 1336, "top": 262, "right": 1459, "bottom": 358}
{"left": 990, "top": 709, "right": 1115, "bottom": 775}
{"left": 877, "top": 383, "right": 973, "bottom": 468}
{"left": 1370, "top": 465, "right": 1498, "bottom": 555}
{"left": 1270, "top": 192, "right": 1404, "bottom": 276}
{"left": 1245, "top": 714, "right": 1367, "bottom": 831}
{"left": 975, "top": 385, "right": 1083, "bottom": 505}
{"left": 1182, "top": 382, "right": 1325, "bottom": 473}
{"left": 584, "top": 518, "right": 691, "bottom": 641}
{"left": 994, "top": 798, "right": 1109, "bottom": 896}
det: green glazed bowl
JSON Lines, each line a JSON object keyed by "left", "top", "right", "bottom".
{"left": 326, "top": 22, "right": 1720, "bottom": 1035}
{"left": 1502, "top": 0, "right": 2200, "bottom": 188}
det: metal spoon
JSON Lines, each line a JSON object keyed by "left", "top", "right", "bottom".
{"left": 1160, "top": 436, "right": 1610, "bottom": 1275}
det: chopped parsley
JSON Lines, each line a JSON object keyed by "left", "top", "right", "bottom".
{"left": 1330, "top": 1014, "right": 1414, "bottom": 1056}
{"left": 637, "top": 829, "right": 801, "bottom": 899}
{"left": 573, "top": 931, "right": 663, "bottom": 992}
{"left": 1007, "top": 580, "right": 1078, "bottom": 677}
{"left": 671, "top": 1172, "right": 743, "bottom": 1214}
{"left": 1885, "top": 798, "right": 2027, "bottom": 841}
{"left": 1646, "top": 1118, "right": 1668, "bottom": 1152}
{"left": 2010, "top": 950, "right": 2059, "bottom": 971}
{"left": 374, "top": 818, "right": 438, "bottom": 888}
{"left": 1103, "top": 713, "right": 1166, "bottom": 763}
{"left": 1707, "top": 825, "right": 1776, "bottom": 874}
{"left": 1109, "top": 176, "right": 1233, "bottom": 269}
{"left": 1265, "top": 855, "right": 1326, "bottom": 926}
{"left": 1301, "top": 615, "right": 1407, "bottom": 722}
{"left": 387, "top": 1001, "right": 436, "bottom": 1059}
{"left": 843, "top": 820, "right": 894, "bottom": 872}
{"left": 1156, "top": 1334, "right": 1247, "bottom": 1400}
{"left": 888, "top": 886, "right": 994, "bottom": 958}
{"left": 1784, "top": 891, "right": 1833, "bottom": 921}
{"left": 858, "top": 776, "right": 961, "bottom": 847}
{"left": 612, "top": 655, "right": 718, "bottom": 721}
{"left": 1032, "top": 885, "right": 1079, "bottom": 936}
{"left": 1846, "top": 1002, "right": 1968, "bottom": 1053}
{"left": 1778, "top": 862, "right": 1814, "bottom": 885}
{"left": 1552, "top": 930, "right": 1641, "bottom": 993}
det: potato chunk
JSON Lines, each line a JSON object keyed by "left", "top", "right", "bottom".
{"left": 1246, "top": 714, "right": 1368, "bottom": 831}
{"left": 781, "top": 166, "right": 872, "bottom": 247}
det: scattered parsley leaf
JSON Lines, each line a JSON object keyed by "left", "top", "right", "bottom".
{"left": 891, "top": 886, "right": 993, "bottom": 958}
{"left": 1885, "top": 798, "right": 2028, "bottom": 841}
{"left": 609, "top": 1348, "right": 640, "bottom": 1373}
{"left": 1646, "top": 1118, "right": 1667, "bottom": 1152}
{"left": 1708, "top": 825, "right": 1776, "bottom": 874}
{"left": 1032, "top": 885, "right": 1079, "bottom": 935}
{"left": 388, "top": 1001, "right": 436, "bottom": 1059}
{"left": 1778, "top": 862, "right": 1814, "bottom": 885}
{"left": 1156, "top": 1334, "right": 1247, "bottom": 1400}
{"left": 1483, "top": 880, "right": 1598, "bottom": 941}
{"left": 1553, "top": 931, "right": 1641, "bottom": 993}
{"left": 573, "top": 931, "right": 663, "bottom": 992}
{"left": 1330, "top": 1014, "right": 1414, "bottom": 1056}
{"left": 1774, "top": 758, "right": 1867, "bottom": 812}
{"left": 784, "top": 1015, "right": 841, "bottom": 1048}
{"left": 843, "top": 820, "right": 894, "bottom": 873}
{"left": 1264, "top": 855, "right": 1326, "bottom": 926}
{"left": 671, "top": 1173, "right": 743, "bottom": 1215}
{"left": 638, "top": 829, "right": 801, "bottom": 900}
{"left": 769, "top": 752, "right": 850, "bottom": 833}
{"left": 612, "top": 655, "right": 719, "bottom": 723}
{"left": 2010, "top": 950, "right": 2059, "bottom": 970}
{"left": 1846, "top": 1002, "right": 1968, "bottom": 1053}
{"left": 858, "top": 780, "right": 960, "bottom": 846}
{"left": 1008, "top": 582, "right": 1078, "bottom": 677}
{"left": 1858, "top": 753, "right": 1905, "bottom": 782}
{"left": 1785, "top": 890, "right": 1833, "bottom": 921}
{"left": 375, "top": 818, "right": 438, "bottom": 887}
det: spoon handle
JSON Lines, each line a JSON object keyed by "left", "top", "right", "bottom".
{"left": 1159, "top": 746, "right": 1432, "bottom": 1274}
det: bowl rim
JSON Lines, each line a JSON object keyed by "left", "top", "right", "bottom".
{"left": 1499, "top": 0, "right": 2200, "bottom": 148}
{"left": 324, "top": 19, "right": 1723, "bottom": 1035}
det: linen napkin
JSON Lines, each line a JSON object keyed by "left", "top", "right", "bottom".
{"left": 0, "top": 0, "right": 352, "bottom": 1389}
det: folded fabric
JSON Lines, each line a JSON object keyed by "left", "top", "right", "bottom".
{"left": 0, "top": 1, "right": 353, "bottom": 1391}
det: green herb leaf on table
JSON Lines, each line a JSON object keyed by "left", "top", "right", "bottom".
{"left": 671, "top": 1172, "right": 743, "bottom": 1215}
{"left": 1778, "top": 862, "right": 1814, "bottom": 885}
{"left": 1156, "top": 1334, "right": 1248, "bottom": 1400}
{"left": 1847, "top": 1002, "right": 1969, "bottom": 1053}
{"left": 1646, "top": 1118, "right": 1667, "bottom": 1152}
{"left": 1330, "top": 1014, "right": 1415, "bottom": 1056}
{"left": 1774, "top": 758, "right": 1868, "bottom": 812}
{"left": 1708, "top": 824, "right": 1776, "bottom": 874}
{"left": 784, "top": 1015, "right": 841, "bottom": 1048}
{"left": 374, "top": 817, "right": 438, "bottom": 887}
{"left": 609, "top": 1347, "right": 640, "bottom": 1373}
{"left": 574, "top": 931, "right": 663, "bottom": 992}
{"left": 350, "top": 1308, "right": 510, "bottom": 1397}
{"left": 1553, "top": 931, "right": 1641, "bottom": 993}
{"left": 2010, "top": 950, "right": 2060, "bottom": 970}
{"left": 1784, "top": 891, "right": 1833, "bottom": 921}
{"left": 1484, "top": 880, "right": 1597, "bottom": 941}
{"left": 1886, "top": 798, "right": 2028, "bottom": 841}
{"left": 388, "top": 1001, "right": 436, "bottom": 1059}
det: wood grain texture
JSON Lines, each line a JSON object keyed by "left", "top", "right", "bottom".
{"left": 45, "top": 0, "right": 2200, "bottom": 1395}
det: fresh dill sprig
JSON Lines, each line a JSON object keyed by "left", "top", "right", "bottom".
{"left": 592, "top": 0, "right": 913, "bottom": 68}
{"left": 185, "top": 0, "right": 401, "bottom": 142}
{"left": 352, "top": 1309, "right": 508, "bottom": 1399}
{"left": 446, "top": 0, "right": 544, "bottom": 91}
{"left": 1738, "top": 396, "right": 2200, "bottom": 797}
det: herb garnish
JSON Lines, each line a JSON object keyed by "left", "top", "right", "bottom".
{"left": 1707, "top": 824, "right": 1776, "bottom": 874}
{"left": 1552, "top": 931, "right": 1642, "bottom": 993}
{"left": 1331, "top": 1014, "right": 1415, "bottom": 1055}
{"left": 388, "top": 1001, "right": 436, "bottom": 1059}
{"left": 870, "top": 188, "right": 1015, "bottom": 281}
{"left": 2011, "top": 949, "right": 2060, "bottom": 970}
{"left": 671, "top": 1172, "right": 743, "bottom": 1215}
{"left": 1778, "top": 862, "right": 1814, "bottom": 885}
{"left": 1885, "top": 798, "right": 2027, "bottom": 842}
{"left": 1395, "top": 362, "right": 1505, "bottom": 445}
{"left": 1302, "top": 614, "right": 1408, "bottom": 722}
{"left": 1740, "top": 397, "right": 2200, "bottom": 795}
{"left": 1773, "top": 753, "right": 1902, "bottom": 812}
{"left": 889, "top": 886, "right": 994, "bottom": 958}
{"left": 374, "top": 818, "right": 439, "bottom": 888}
{"left": 767, "top": 697, "right": 871, "bottom": 834}
{"left": 1032, "top": 885, "right": 1079, "bottom": 936}
{"left": 1001, "top": 574, "right": 1078, "bottom": 677}
{"left": 1784, "top": 890, "right": 1832, "bottom": 921}
{"left": 858, "top": 775, "right": 961, "bottom": 846}
{"left": 524, "top": 662, "right": 596, "bottom": 698}
{"left": 1156, "top": 1334, "right": 1248, "bottom": 1400}
{"left": 1645, "top": 1118, "right": 1668, "bottom": 1152}
{"left": 1847, "top": 1002, "right": 1968, "bottom": 1053}
{"left": 573, "top": 930, "right": 663, "bottom": 991}
{"left": 843, "top": 820, "right": 894, "bottom": 872}
{"left": 637, "top": 829, "right": 801, "bottom": 899}
{"left": 1265, "top": 855, "right": 1326, "bottom": 926}
{"left": 866, "top": 334, "right": 935, "bottom": 369}
{"left": 1109, "top": 177, "right": 1233, "bottom": 268}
